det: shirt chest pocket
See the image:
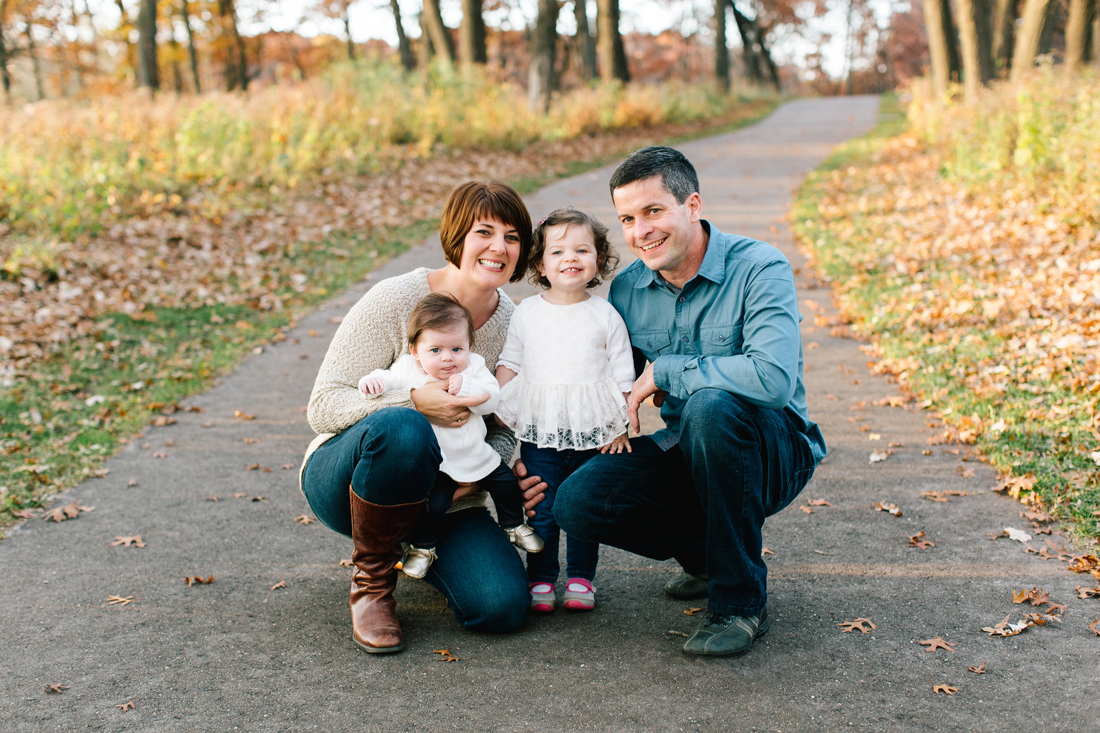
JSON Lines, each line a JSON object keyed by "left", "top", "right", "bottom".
{"left": 700, "top": 324, "right": 742, "bottom": 357}
{"left": 630, "top": 329, "right": 672, "bottom": 361}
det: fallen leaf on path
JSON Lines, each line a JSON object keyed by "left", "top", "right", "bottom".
{"left": 247, "top": 463, "right": 261, "bottom": 471}
{"left": 12, "top": 508, "right": 37, "bottom": 518}
{"left": 205, "top": 496, "right": 219, "bottom": 502}
{"left": 280, "top": 464, "right": 296, "bottom": 470}
{"left": 800, "top": 506, "right": 814, "bottom": 514}
{"left": 1023, "top": 611, "right": 1062, "bottom": 626}
{"left": 150, "top": 416, "right": 177, "bottom": 427}
{"left": 807, "top": 499, "right": 835, "bottom": 507}
{"left": 271, "top": 580, "right": 287, "bottom": 590}
{"left": 42, "top": 501, "right": 94, "bottom": 522}
{"left": 683, "top": 607, "right": 704, "bottom": 616}
{"left": 761, "top": 548, "right": 775, "bottom": 556}
{"left": 826, "top": 394, "right": 838, "bottom": 401}
{"left": 152, "top": 452, "right": 169, "bottom": 458}
{"left": 869, "top": 450, "right": 890, "bottom": 463}
{"left": 932, "top": 685, "right": 958, "bottom": 695}
{"left": 982, "top": 615, "right": 1032, "bottom": 637}
{"left": 957, "top": 466, "right": 975, "bottom": 478}
{"left": 666, "top": 630, "right": 689, "bottom": 637}
{"left": 1021, "top": 510, "right": 1052, "bottom": 523}
{"left": 234, "top": 493, "right": 247, "bottom": 498}
{"left": 967, "top": 662, "right": 987, "bottom": 674}
{"left": 1012, "top": 587, "right": 1049, "bottom": 606}
{"left": 106, "top": 595, "right": 136, "bottom": 606}
{"left": 1045, "top": 602, "right": 1067, "bottom": 615}
{"left": 127, "top": 479, "right": 138, "bottom": 487}
{"left": 243, "top": 437, "right": 259, "bottom": 444}
{"left": 89, "top": 468, "right": 109, "bottom": 478}
{"left": 918, "top": 637, "right": 955, "bottom": 653}
{"left": 1068, "top": 555, "right": 1100, "bottom": 577}
{"left": 234, "top": 410, "right": 256, "bottom": 420}
{"left": 109, "top": 535, "right": 147, "bottom": 548}
{"left": 1089, "top": 619, "right": 1100, "bottom": 636}
{"left": 184, "top": 575, "right": 214, "bottom": 586}
{"left": 116, "top": 701, "right": 134, "bottom": 711}
{"left": 1076, "top": 585, "right": 1100, "bottom": 599}
{"left": 908, "top": 532, "right": 934, "bottom": 550}
{"left": 339, "top": 559, "right": 353, "bottom": 568}
{"left": 1002, "top": 527, "right": 1032, "bottom": 543}
{"left": 869, "top": 433, "right": 881, "bottom": 441}
{"left": 838, "top": 618, "right": 876, "bottom": 633}
{"left": 251, "top": 496, "right": 267, "bottom": 502}
{"left": 922, "top": 449, "right": 933, "bottom": 455}
{"left": 294, "top": 515, "right": 316, "bottom": 525}
{"left": 44, "top": 684, "right": 69, "bottom": 693}
{"left": 873, "top": 502, "right": 902, "bottom": 516}
{"left": 921, "top": 490, "right": 969, "bottom": 502}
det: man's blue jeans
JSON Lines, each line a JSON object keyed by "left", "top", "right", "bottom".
{"left": 520, "top": 442, "right": 600, "bottom": 584}
{"left": 554, "top": 390, "right": 817, "bottom": 617}
{"left": 301, "top": 407, "right": 529, "bottom": 633}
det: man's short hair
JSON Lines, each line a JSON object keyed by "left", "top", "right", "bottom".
{"left": 608, "top": 146, "right": 700, "bottom": 204}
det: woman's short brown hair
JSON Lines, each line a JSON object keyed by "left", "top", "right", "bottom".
{"left": 439, "top": 181, "right": 532, "bottom": 284}
{"left": 528, "top": 208, "right": 619, "bottom": 290}
{"left": 407, "top": 293, "right": 476, "bottom": 349}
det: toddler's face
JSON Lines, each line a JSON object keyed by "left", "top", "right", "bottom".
{"left": 410, "top": 325, "right": 471, "bottom": 381}
{"left": 538, "top": 224, "right": 599, "bottom": 293}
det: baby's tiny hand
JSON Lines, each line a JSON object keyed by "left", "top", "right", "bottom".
{"left": 447, "top": 374, "right": 464, "bottom": 395}
{"left": 358, "top": 375, "right": 385, "bottom": 396}
{"left": 600, "top": 432, "right": 631, "bottom": 454}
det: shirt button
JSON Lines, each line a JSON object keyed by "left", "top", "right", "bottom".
{"left": 647, "top": 341, "right": 652, "bottom": 347}
{"left": 682, "top": 336, "right": 689, "bottom": 343}
{"left": 678, "top": 296, "right": 686, "bottom": 303}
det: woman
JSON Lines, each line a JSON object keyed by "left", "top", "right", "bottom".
{"left": 300, "top": 181, "right": 545, "bottom": 654}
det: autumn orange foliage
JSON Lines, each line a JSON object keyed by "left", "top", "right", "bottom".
{"left": 794, "top": 78, "right": 1100, "bottom": 536}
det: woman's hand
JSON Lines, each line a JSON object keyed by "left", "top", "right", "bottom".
{"left": 410, "top": 380, "right": 489, "bottom": 428}
{"left": 452, "top": 481, "right": 479, "bottom": 503}
{"left": 512, "top": 459, "right": 546, "bottom": 518}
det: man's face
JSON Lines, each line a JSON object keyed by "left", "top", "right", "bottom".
{"left": 612, "top": 175, "right": 702, "bottom": 281}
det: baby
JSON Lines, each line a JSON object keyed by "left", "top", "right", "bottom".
{"left": 358, "top": 293, "right": 543, "bottom": 579}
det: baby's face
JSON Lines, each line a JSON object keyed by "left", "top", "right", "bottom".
{"left": 410, "top": 325, "right": 471, "bottom": 381}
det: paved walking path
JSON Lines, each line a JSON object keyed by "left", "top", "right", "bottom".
{"left": 4, "top": 97, "right": 1097, "bottom": 732}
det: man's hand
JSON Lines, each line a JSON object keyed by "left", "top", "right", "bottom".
{"left": 512, "top": 458, "right": 546, "bottom": 518}
{"left": 626, "top": 362, "right": 667, "bottom": 434}
{"left": 452, "top": 481, "right": 478, "bottom": 503}
{"left": 410, "top": 380, "right": 488, "bottom": 428}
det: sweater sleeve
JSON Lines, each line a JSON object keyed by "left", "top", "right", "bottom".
{"left": 307, "top": 277, "right": 419, "bottom": 435}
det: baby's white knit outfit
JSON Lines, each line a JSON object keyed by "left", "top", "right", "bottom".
{"left": 497, "top": 293, "right": 634, "bottom": 451}
{"left": 363, "top": 353, "right": 503, "bottom": 483}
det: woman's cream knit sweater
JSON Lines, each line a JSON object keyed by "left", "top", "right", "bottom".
{"left": 300, "top": 268, "right": 517, "bottom": 513}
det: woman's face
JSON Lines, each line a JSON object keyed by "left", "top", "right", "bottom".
{"left": 456, "top": 218, "right": 522, "bottom": 289}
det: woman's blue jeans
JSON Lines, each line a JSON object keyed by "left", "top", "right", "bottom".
{"left": 519, "top": 442, "right": 600, "bottom": 584}
{"left": 554, "top": 390, "right": 816, "bottom": 617}
{"left": 301, "top": 407, "right": 528, "bottom": 633}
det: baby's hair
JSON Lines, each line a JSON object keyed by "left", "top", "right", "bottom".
{"left": 407, "top": 293, "right": 476, "bottom": 350}
{"left": 528, "top": 208, "right": 619, "bottom": 290}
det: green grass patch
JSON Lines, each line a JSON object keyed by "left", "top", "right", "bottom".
{"left": 791, "top": 92, "right": 1100, "bottom": 541}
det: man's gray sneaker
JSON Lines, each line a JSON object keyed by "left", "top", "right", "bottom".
{"left": 682, "top": 607, "right": 769, "bottom": 657}
{"left": 663, "top": 571, "right": 709, "bottom": 599}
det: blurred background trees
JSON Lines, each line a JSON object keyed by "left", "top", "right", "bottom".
{"left": 0, "top": 0, "right": 1095, "bottom": 105}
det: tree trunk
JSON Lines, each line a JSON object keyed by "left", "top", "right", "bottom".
{"left": 417, "top": 13, "right": 433, "bottom": 69}
{"left": 343, "top": 11, "right": 355, "bottom": 61}
{"left": 170, "top": 38, "right": 183, "bottom": 93}
{"left": 992, "top": 0, "right": 1016, "bottom": 73}
{"left": 714, "top": 0, "right": 729, "bottom": 91}
{"left": 459, "top": 0, "right": 487, "bottom": 65}
{"left": 956, "top": 0, "right": 995, "bottom": 101}
{"left": 218, "top": 0, "right": 248, "bottom": 91}
{"left": 922, "top": 0, "right": 954, "bottom": 95}
{"left": 24, "top": 17, "right": 44, "bottom": 100}
{"left": 1010, "top": 0, "right": 1053, "bottom": 81}
{"left": 596, "top": 0, "right": 629, "bottom": 82}
{"left": 729, "top": 1, "right": 761, "bottom": 83}
{"left": 528, "top": 0, "right": 559, "bottom": 112}
{"left": 1066, "top": 0, "right": 1090, "bottom": 70}
{"left": 0, "top": 0, "right": 11, "bottom": 104}
{"left": 1092, "top": 0, "right": 1100, "bottom": 64}
{"left": 137, "top": 0, "right": 159, "bottom": 91}
{"left": 181, "top": 0, "right": 200, "bottom": 92}
{"left": 1037, "top": 0, "right": 1058, "bottom": 54}
{"left": 573, "top": 0, "right": 597, "bottom": 81}
{"left": 389, "top": 0, "right": 414, "bottom": 71}
{"left": 422, "top": 0, "right": 455, "bottom": 66}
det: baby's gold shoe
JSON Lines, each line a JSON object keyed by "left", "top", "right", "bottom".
{"left": 504, "top": 524, "right": 545, "bottom": 553}
{"left": 400, "top": 546, "right": 437, "bottom": 579}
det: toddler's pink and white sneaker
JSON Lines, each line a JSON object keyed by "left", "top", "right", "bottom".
{"left": 529, "top": 582, "right": 555, "bottom": 613}
{"left": 562, "top": 578, "right": 596, "bottom": 611}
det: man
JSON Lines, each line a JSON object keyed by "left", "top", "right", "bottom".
{"left": 554, "top": 146, "right": 826, "bottom": 657}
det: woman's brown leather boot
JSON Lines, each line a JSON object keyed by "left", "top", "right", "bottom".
{"left": 348, "top": 488, "right": 424, "bottom": 654}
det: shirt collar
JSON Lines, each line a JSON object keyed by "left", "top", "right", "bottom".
{"left": 633, "top": 219, "right": 727, "bottom": 289}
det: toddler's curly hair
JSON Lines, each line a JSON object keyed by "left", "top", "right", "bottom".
{"left": 528, "top": 208, "right": 619, "bottom": 290}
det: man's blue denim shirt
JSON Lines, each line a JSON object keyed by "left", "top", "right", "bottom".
{"left": 608, "top": 220, "right": 826, "bottom": 465}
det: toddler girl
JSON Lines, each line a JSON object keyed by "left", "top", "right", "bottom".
{"left": 496, "top": 208, "right": 634, "bottom": 612}
{"left": 359, "top": 293, "right": 544, "bottom": 579}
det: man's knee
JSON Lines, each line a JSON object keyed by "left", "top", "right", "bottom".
{"left": 681, "top": 390, "right": 755, "bottom": 445}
